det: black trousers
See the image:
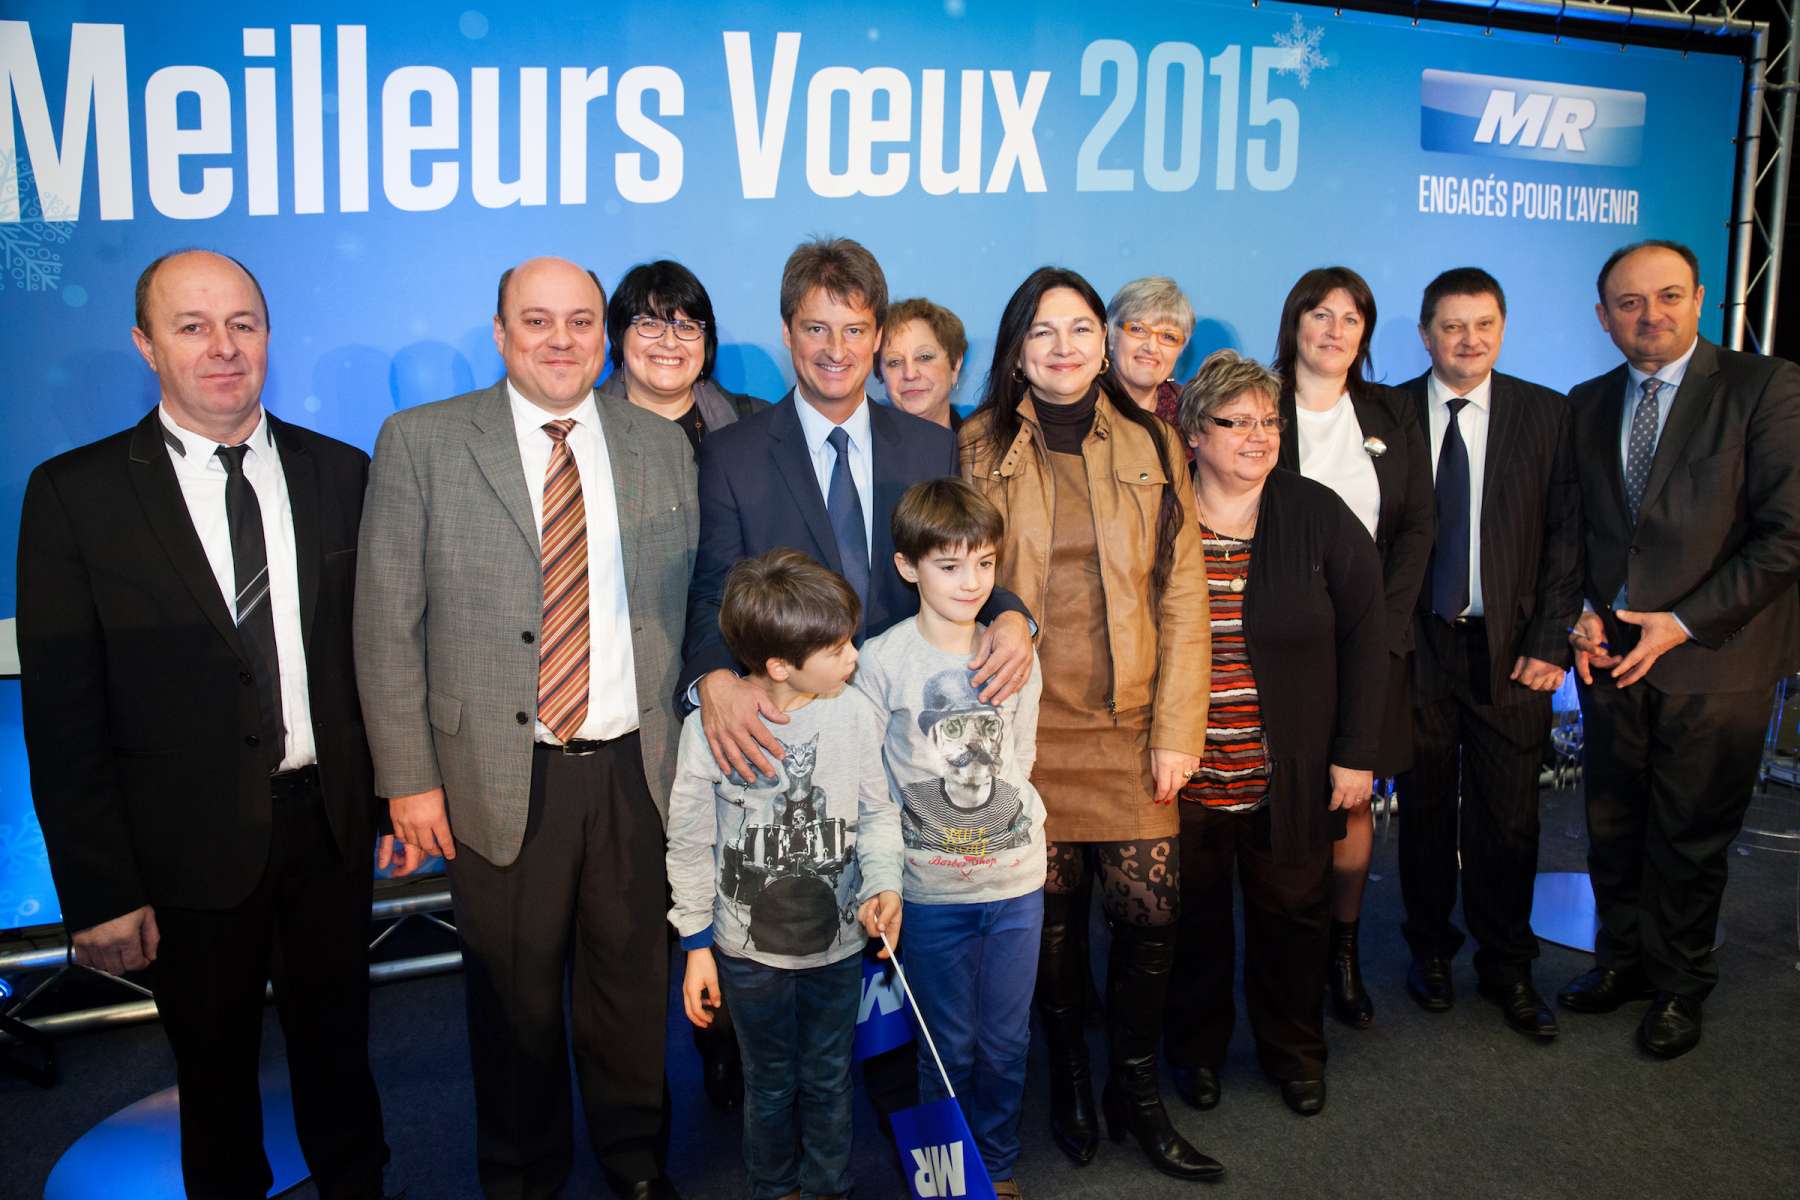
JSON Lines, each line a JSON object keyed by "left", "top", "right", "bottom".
{"left": 1577, "top": 678, "right": 1771, "bottom": 1000}
{"left": 1397, "top": 617, "right": 1553, "bottom": 982}
{"left": 1166, "top": 802, "right": 1331, "bottom": 1082}
{"left": 447, "top": 734, "right": 670, "bottom": 1200}
{"left": 149, "top": 770, "right": 387, "bottom": 1200}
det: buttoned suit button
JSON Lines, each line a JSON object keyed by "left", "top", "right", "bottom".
{"left": 240, "top": 671, "right": 254, "bottom": 685}
{"left": 244, "top": 734, "right": 260, "bottom": 747}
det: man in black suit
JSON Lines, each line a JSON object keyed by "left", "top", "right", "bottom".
{"left": 1395, "top": 268, "right": 1582, "bottom": 1040}
{"left": 1563, "top": 239, "right": 1800, "bottom": 1058}
{"left": 17, "top": 250, "right": 393, "bottom": 1198}
{"left": 680, "top": 236, "right": 1034, "bottom": 782}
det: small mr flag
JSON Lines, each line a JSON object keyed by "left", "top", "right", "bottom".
{"left": 854, "top": 952, "right": 915, "bottom": 1061}
{"left": 891, "top": 1100, "right": 997, "bottom": 1200}
{"left": 879, "top": 932, "right": 997, "bottom": 1200}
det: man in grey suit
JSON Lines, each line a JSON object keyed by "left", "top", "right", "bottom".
{"left": 356, "top": 256, "right": 696, "bottom": 1199}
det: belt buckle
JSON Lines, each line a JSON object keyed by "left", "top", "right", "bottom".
{"left": 559, "top": 738, "right": 604, "bottom": 757}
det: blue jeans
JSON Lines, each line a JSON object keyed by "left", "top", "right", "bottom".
{"left": 902, "top": 891, "right": 1043, "bottom": 1180}
{"left": 715, "top": 950, "right": 861, "bottom": 1200}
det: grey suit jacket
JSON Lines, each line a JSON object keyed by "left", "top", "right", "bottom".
{"left": 355, "top": 380, "right": 697, "bottom": 867}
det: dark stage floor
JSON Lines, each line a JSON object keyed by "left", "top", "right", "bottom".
{"left": 4, "top": 786, "right": 1798, "bottom": 1200}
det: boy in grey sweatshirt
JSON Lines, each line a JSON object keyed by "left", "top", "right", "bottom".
{"left": 855, "top": 480, "right": 1046, "bottom": 1197}
{"left": 665, "top": 549, "right": 900, "bottom": 1200}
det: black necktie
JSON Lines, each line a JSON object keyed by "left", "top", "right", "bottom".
{"left": 1430, "top": 397, "right": 1472, "bottom": 620}
{"left": 825, "top": 426, "right": 870, "bottom": 604}
{"left": 216, "top": 444, "right": 285, "bottom": 770}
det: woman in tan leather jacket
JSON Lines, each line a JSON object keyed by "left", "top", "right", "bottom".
{"left": 959, "top": 267, "right": 1217, "bottom": 1183}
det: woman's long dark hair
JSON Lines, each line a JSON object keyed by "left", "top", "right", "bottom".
{"left": 1271, "top": 265, "right": 1379, "bottom": 404}
{"left": 973, "top": 266, "right": 1185, "bottom": 597}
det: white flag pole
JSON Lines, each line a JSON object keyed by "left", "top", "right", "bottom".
{"left": 879, "top": 930, "right": 955, "bottom": 1101}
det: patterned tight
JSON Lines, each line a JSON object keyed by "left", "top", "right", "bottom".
{"left": 1043, "top": 838, "right": 1179, "bottom": 928}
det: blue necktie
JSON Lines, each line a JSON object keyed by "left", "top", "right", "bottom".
{"left": 825, "top": 426, "right": 869, "bottom": 603}
{"left": 1430, "top": 397, "right": 1471, "bottom": 620}
{"left": 1624, "top": 377, "right": 1663, "bottom": 520}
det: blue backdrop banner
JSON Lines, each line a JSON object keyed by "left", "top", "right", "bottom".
{"left": 0, "top": 2, "right": 1745, "bottom": 931}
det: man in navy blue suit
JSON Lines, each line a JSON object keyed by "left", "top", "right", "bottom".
{"left": 679, "top": 236, "right": 1034, "bottom": 782}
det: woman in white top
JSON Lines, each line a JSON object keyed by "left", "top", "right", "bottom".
{"left": 1272, "top": 266, "right": 1434, "bottom": 1032}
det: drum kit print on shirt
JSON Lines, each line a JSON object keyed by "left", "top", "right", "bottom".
{"left": 717, "top": 734, "right": 860, "bottom": 957}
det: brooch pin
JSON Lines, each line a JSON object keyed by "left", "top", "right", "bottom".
{"left": 1363, "top": 436, "right": 1388, "bottom": 458}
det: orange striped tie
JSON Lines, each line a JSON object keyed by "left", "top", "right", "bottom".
{"left": 537, "top": 419, "right": 589, "bottom": 742}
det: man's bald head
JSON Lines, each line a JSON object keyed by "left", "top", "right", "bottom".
{"left": 135, "top": 249, "right": 269, "bottom": 333}
{"left": 496, "top": 257, "right": 606, "bottom": 325}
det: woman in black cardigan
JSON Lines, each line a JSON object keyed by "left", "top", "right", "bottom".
{"left": 1163, "top": 350, "right": 1386, "bottom": 1116}
{"left": 1273, "top": 267, "right": 1434, "bottom": 1030}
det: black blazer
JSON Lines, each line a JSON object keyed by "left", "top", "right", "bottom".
{"left": 1406, "top": 371, "right": 1584, "bottom": 706}
{"left": 1567, "top": 337, "right": 1800, "bottom": 694}
{"left": 1239, "top": 469, "right": 1387, "bottom": 862}
{"left": 17, "top": 410, "right": 379, "bottom": 933}
{"left": 680, "top": 393, "right": 1027, "bottom": 697}
{"left": 1278, "top": 383, "right": 1435, "bottom": 657}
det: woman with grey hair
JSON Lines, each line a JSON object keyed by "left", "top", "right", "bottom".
{"left": 1162, "top": 349, "right": 1386, "bottom": 1118}
{"left": 1106, "top": 276, "right": 1196, "bottom": 427}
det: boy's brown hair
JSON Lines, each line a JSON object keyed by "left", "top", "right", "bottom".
{"left": 719, "top": 548, "right": 861, "bottom": 673}
{"left": 892, "top": 478, "right": 1004, "bottom": 564}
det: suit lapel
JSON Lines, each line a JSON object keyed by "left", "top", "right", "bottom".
{"left": 1479, "top": 374, "right": 1520, "bottom": 538}
{"left": 867, "top": 401, "right": 902, "bottom": 617}
{"left": 1639, "top": 338, "right": 1719, "bottom": 517}
{"left": 1348, "top": 391, "right": 1399, "bottom": 540}
{"left": 467, "top": 381, "right": 541, "bottom": 556}
{"left": 596, "top": 391, "right": 645, "bottom": 594}
{"left": 270, "top": 415, "right": 321, "bottom": 652}
{"left": 126, "top": 410, "right": 248, "bottom": 664}
{"left": 768, "top": 393, "right": 843, "bottom": 572}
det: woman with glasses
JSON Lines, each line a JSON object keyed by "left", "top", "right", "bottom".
{"left": 599, "top": 263, "right": 761, "bottom": 1115}
{"left": 1272, "top": 267, "right": 1434, "bottom": 1031}
{"left": 600, "top": 259, "right": 766, "bottom": 456}
{"left": 961, "top": 268, "right": 1219, "bottom": 1182}
{"left": 1165, "top": 350, "right": 1386, "bottom": 1117}
{"left": 878, "top": 297, "right": 968, "bottom": 431}
{"left": 1106, "top": 277, "right": 1196, "bottom": 430}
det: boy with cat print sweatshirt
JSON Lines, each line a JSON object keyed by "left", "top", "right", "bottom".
{"left": 665, "top": 549, "right": 900, "bottom": 1200}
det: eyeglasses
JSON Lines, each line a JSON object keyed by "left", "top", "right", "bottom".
{"left": 1118, "top": 320, "right": 1187, "bottom": 350}
{"left": 630, "top": 315, "right": 706, "bottom": 342}
{"left": 1207, "top": 415, "right": 1288, "bottom": 433}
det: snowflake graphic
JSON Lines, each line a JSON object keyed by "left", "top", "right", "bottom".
{"left": 1272, "top": 13, "right": 1330, "bottom": 89}
{"left": 0, "top": 156, "right": 74, "bottom": 294}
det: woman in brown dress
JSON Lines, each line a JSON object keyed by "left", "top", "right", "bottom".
{"left": 960, "top": 268, "right": 1217, "bottom": 1182}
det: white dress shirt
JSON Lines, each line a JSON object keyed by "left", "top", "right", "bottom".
{"left": 1295, "top": 392, "right": 1381, "bottom": 539}
{"left": 1426, "top": 371, "right": 1493, "bottom": 617}
{"left": 792, "top": 388, "right": 875, "bottom": 561}
{"left": 507, "top": 383, "right": 639, "bottom": 743}
{"left": 159, "top": 405, "right": 315, "bottom": 770}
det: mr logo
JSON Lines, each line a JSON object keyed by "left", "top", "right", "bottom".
{"left": 911, "top": 1143, "right": 967, "bottom": 1198}
{"left": 852, "top": 956, "right": 915, "bottom": 1061}
{"left": 1419, "top": 69, "right": 1644, "bottom": 167}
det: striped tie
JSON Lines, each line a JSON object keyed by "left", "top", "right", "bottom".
{"left": 537, "top": 419, "right": 589, "bottom": 742}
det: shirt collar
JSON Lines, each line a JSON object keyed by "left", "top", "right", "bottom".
{"left": 1427, "top": 370, "right": 1493, "bottom": 413}
{"left": 158, "top": 403, "right": 271, "bottom": 473}
{"left": 508, "top": 380, "right": 599, "bottom": 441}
{"left": 1625, "top": 336, "right": 1699, "bottom": 396}
{"left": 792, "top": 386, "right": 871, "bottom": 455}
